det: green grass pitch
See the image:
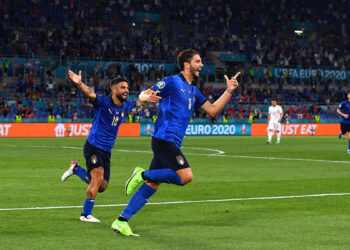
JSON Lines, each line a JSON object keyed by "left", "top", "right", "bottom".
{"left": 1, "top": 136, "right": 350, "bottom": 249}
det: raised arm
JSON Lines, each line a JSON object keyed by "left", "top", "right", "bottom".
{"left": 201, "top": 72, "right": 240, "bottom": 117}
{"left": 68, "top": 70, "right": 96, "bottom": 101}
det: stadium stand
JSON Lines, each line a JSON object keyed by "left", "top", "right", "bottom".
{"left": 0, "top": 0, "right": 349, "bottom": 122}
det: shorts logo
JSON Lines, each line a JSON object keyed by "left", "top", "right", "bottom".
{"left": 91, "top": 155, "right": 97, "bottom": 164}
{"left": 156, "top": 81, "right": 165, "bottom": 89}
{"left": 176, "top": 155, "right": 185, "bottom": 165}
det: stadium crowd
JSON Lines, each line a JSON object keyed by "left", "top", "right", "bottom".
{"left": 0, "top": 0, "right": 349, "bottom": 121}
{"left": 0, "top": 0, "right": 349, "bottom": 68}
{"left": 0, "top": 66, "right": 343, "bottom": 121}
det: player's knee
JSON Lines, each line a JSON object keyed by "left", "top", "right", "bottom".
{"left": 181, "top": 173, "right": 193, "bottom": 185}
{"left": 95, "top": 174, "right": 104, "bottom": 185}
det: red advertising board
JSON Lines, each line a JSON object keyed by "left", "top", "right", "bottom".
{"left": 0, "top": 123, "right": 140, "bottom": 137}
{"left": 251, "top": 123, "right": 339, "bottom": 136}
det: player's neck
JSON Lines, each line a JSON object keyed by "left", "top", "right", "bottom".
{"left": 181, "top": 71, "right": 193, "bottom": 84}
{"left": 111, "top": 96, "right": 122, "bottom": 106}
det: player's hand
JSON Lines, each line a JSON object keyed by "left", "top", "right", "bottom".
{"left": 344, "top": 114, "right": 349, "bottom": 119}
{"left": 68, "top": 70, "right": 82, "bottom": 85}
{"left": 148, "top": 91, "right": 162, "bottom": 102}
{"left": 224, "top": 72, "right": 240, "bottom": 93}
{"left": 139, "top": 90, "right": 162, "bottom": 103}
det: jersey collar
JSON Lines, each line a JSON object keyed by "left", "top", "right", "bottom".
{"left": 179, "top": 73, "right": 197, "bottom": 85}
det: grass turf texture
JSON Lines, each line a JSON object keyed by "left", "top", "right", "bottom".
{"left": 1, "top": 136, "right": 350, "bottom": 249}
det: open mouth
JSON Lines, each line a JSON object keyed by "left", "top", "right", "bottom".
{"left": 122, "top": 93, "right": 128, "bottom": 97}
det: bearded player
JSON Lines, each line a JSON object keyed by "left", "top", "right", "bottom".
{"left": 61, "top": 70, "right": 160, "bottom": 222}
{"left": 267, "top": 98, "right": 284, "bottom": 144}
{"left": 111, "top": 49, "right": 240, "bottom": 236}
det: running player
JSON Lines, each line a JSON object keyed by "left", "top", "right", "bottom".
{"left": 61, "top": 70, "right": 160, "bottom": 222}
{"left": 336, "top": 92, "right": 350, "bottom": 154}
{"left": 267, "top": 98, "right": 283, "bottom": 144}
{"left": 111, "top": 49, "right": 240, "bottom": 236}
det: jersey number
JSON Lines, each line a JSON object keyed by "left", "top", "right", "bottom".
{"left": 188, "top": 98, "right": 192, "bottom": 110}
{"left": 111, "top": 116, "right": 119, "bottom": 126}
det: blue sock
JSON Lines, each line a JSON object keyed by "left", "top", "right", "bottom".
{"left": 143, "top": 169, "right": 183, "bottom": 185}
{"left": 348, "top": 139, "right": 350, "bottom": 151}
{"left": 73, "top": 166, "right": 90, "bottom": 183}
{"left": 82, "top": 199, "right": 95, "bottom": 215}
{"left": 120, "top": 183, "right": 156, "bottom": 220}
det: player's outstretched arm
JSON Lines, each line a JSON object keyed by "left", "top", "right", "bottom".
{"left": 201, "top": 72, "right": 240, "bottom": 117}
{"left": 138, "top": 89, "right": 162, "bottom": 103}
{"left": 68, "top": 70, "right": 96, "bottom": 101}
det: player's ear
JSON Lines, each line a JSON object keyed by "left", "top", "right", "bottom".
{"left": 184, "top": 61, "right": 190, "bottom": 69}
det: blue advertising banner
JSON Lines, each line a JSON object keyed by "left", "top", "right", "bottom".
{"left": 140, "top": 123, "right": 155, "bottom": 136}
{"left": 252, "top": 66, "right": 350, "bottom": 80}
{"left": 140, "top": 123, "right": 251, "bottom": 136}
{"left": 56, "top": 61, "right": 215, "bottom": 78}
{"left": 185, "top": 124, "right": 251, "bottom": 136}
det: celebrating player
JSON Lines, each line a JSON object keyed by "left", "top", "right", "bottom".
{"left": 336, "top": 92, "right": 350, "bottom": 154}
{"left": 61, "top": 70, "right": 160, "bottom": 223}
{"left": 267, "top": 98, "right": 283, "bottom": 144}
{"left": 111, "top": 49, "right": 240, "bottom": 236}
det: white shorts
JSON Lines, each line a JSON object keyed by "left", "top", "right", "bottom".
{"left": 268, "top": 121, "right": 281, "bottom": 131}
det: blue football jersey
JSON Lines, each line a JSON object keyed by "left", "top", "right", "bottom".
{"left": 87, "top": 95, "right": 135, "bottom": 152}
{"left": 151, "top": 74, "right": 207, "bottom": 148}
{"left": 338, "top": 100, "right": 350, "bottom": 124}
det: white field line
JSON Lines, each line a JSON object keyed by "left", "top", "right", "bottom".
{"left": 1, "top": 192, "right": 349, "bottom": 211}
{"left": 15, "top": 145, "right": 350, "bottom": 164}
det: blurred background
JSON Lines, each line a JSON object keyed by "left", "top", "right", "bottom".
{"left": 0, "top": 0, "right": 349, "bottom": 124}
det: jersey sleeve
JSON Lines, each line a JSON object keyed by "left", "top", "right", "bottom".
{"left": 150, "top": 77, "right": 173, "bottom": 97}
{"left": 279, "top": 106, "right": 283, "bottom": 113}
{"left": 338, "top": 102, "right": 344, "bottom": 109}
{"left": 91, "top": 94, "right": 104, "bottom": 109}
{"left": 194, "top": 88, "right": 207, "bottom": 111}
{"left": 268, "top": 107, "right": 271, "bottom": 114}
{"left": 124, "top": 101, "right": 136, "bottom": 113}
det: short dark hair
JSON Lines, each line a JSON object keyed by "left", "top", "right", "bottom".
{"left": 177, "top": 49, "right": 199, "bottom": 71}
{"left": 110, "top": 76, "right": 128, "bottom": 86}
{"left": 271, "top": 97, "right": 277, "bottom": 101}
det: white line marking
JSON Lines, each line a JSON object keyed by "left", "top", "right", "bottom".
{"left": 214, "top": 154, "right": 350, "bottom": 164}
{"left": 182, "top": 146, "right": 225, "bottom": 156}
{"left": 19, "top": 145, "right": 350, "bottom": 164}
{"left": 1, "top": 193, "right": 349, "bottom": 211}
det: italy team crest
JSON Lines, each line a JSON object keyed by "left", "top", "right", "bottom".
{"left": 176, "top": 155, "right": 185, "bottom": 165}
{"left": 91, "top": 155, "right": 98, "bottom": 164}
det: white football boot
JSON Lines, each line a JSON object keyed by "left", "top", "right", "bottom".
{"left": 79, "top": 214, "right": 100, "bottom": 223}
{"left": 61, "top": 161, "right": 78, "bottom": 181}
